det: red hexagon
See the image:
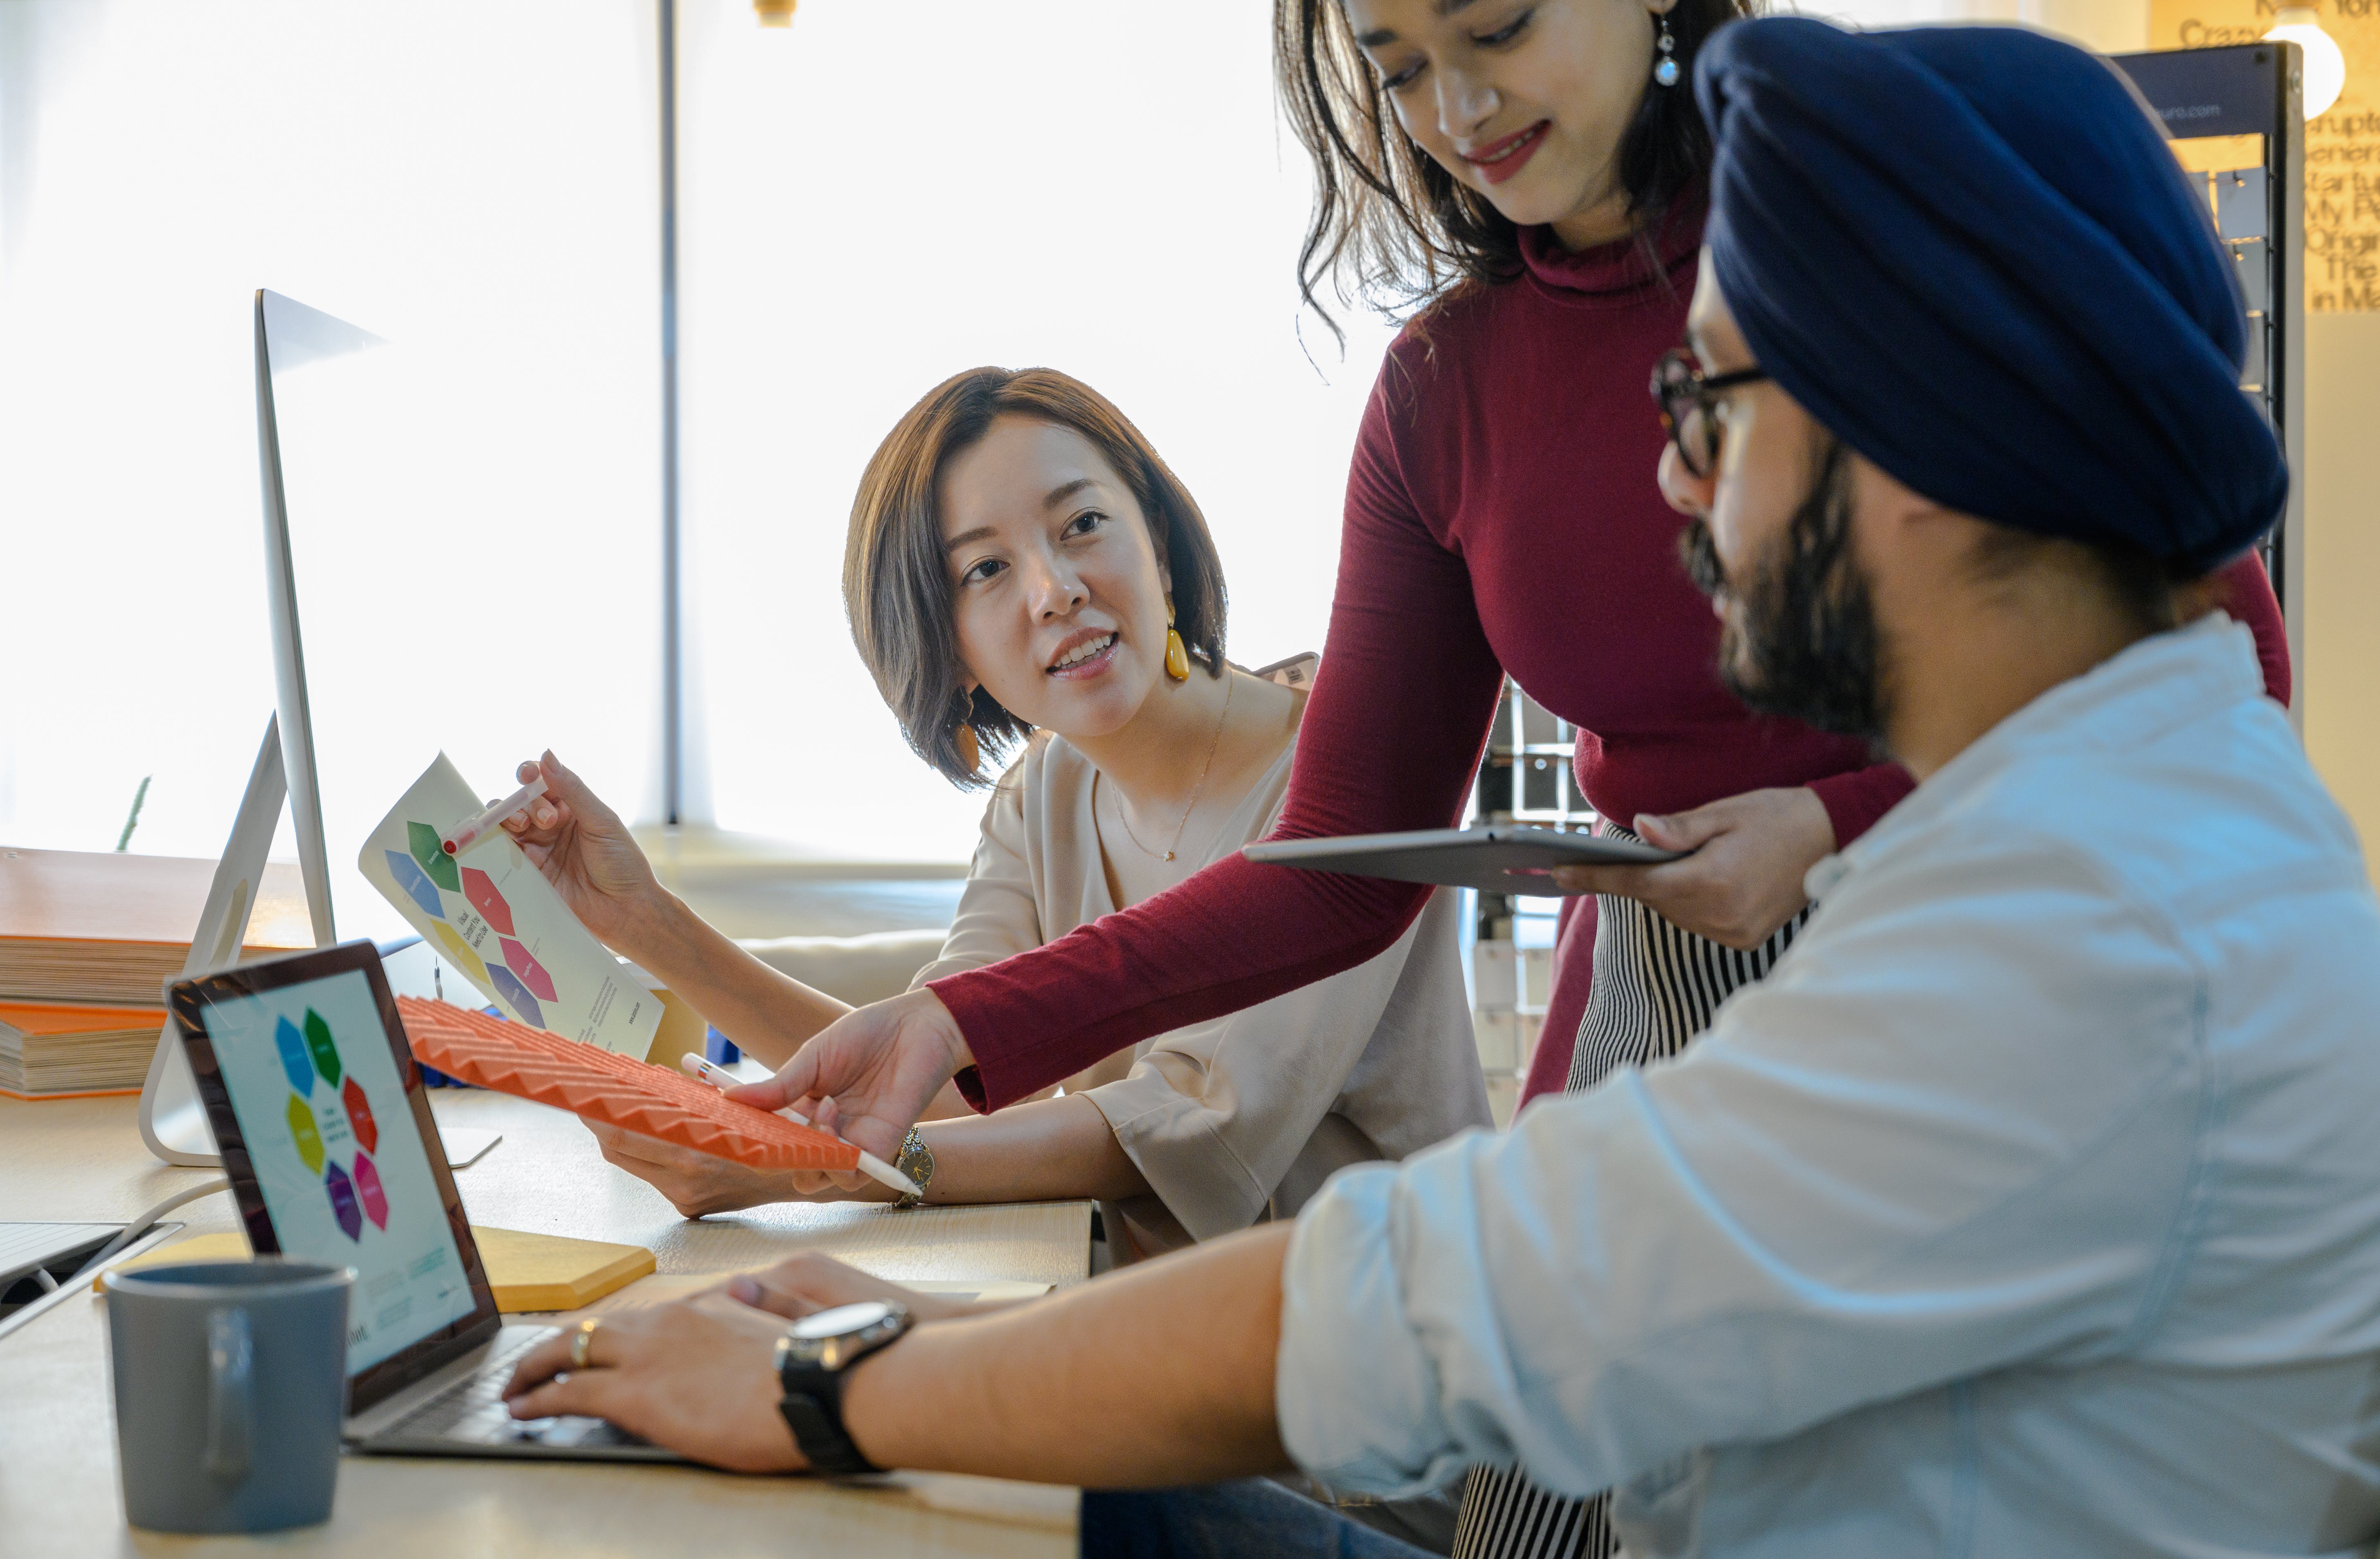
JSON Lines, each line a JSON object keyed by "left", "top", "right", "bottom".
{"left": 462, "top": 867, "right": 515, "bottom": 935}
{"left": 342, "top": 1075, "right": 378, "bottom": 1155}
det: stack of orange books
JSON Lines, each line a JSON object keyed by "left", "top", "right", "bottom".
{"left": 0, "top": 848, "right": 312, "bottom": 1098}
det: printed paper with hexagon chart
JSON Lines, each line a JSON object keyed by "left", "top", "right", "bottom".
{"left": 357, "top": 752, "right": 662, "bottom": 1057}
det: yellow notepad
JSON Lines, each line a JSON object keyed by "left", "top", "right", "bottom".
{"left": 97, "top": 1224, "right": 654, "bottom": 1312}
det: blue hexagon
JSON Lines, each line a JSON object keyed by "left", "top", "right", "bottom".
{"left": 486, "top": 966, "right": 546, "bottom": 1031}
{"left": 384, "top": 849, "right": 446, "bottom": 921}
{"left": 275, "top": 1016, "right": 313, "bottom": 1095}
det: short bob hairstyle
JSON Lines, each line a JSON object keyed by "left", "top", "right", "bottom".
{"left": 843, "top": 366, "right": 1230, "bottom": 790}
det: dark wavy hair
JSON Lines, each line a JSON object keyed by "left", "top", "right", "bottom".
{"left": 1276, "top": 0, "right": 1751, "bottom": 335}
{"left": 843, "top": 367, "right": 1230, "bottom": 789}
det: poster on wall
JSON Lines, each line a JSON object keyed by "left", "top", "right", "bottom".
{"left": 2151, "top": 0, "right": 2378, "bottom": 310}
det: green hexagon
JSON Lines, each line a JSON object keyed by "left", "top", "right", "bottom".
{"left": 407, "top": 820, "right": 461, "bottom": 892}
{"left": 286, "top": 1092, "right": 325, "bottom": 1175}
{"left": 303, "top": 1008, "right": 342, "bottom": 1088}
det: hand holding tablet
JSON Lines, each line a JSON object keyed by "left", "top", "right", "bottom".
{"left": 1251, "top": 789, "right": 1835, "bottom": 954}
{"left": 1241, "top": 825, "right": 1683, "bottom": 895}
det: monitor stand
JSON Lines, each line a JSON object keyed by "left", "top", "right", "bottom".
{"left": 139, "top": 716, "right": 306, "bottom": 1166}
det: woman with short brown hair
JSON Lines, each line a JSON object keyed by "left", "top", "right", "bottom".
{"left": 502, "top": 365, "right": 1488, "bottom": 1261}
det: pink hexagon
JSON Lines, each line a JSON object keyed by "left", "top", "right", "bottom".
{"left": 461, "top": 867, "right": 514, "bottom": 935}
{"left": 499, "top": 938, "right": 557, "bottom": 1003}
{"left": 352, "top": 1151, "right": 390, "bottom": 1231}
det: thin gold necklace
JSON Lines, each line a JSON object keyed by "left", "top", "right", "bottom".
{"left": 1112, "top": 675, "right": 1234, "bottom": 863}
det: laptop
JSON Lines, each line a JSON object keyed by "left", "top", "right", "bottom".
{"left": 164, "top": 939, "right": 680, "bottom": 1462}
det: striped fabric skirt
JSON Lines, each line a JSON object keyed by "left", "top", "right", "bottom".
{"left": 1450, "top": 847, "right": 1810, "bottom": 1559}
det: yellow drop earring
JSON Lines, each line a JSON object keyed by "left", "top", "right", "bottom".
{"left": 1164, "top": 600, "right": 1191, "bottom": 683}
{"left": 951, "top": 690, "right": 981, "bottom": 775}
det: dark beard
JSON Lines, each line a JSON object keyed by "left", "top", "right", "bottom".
{"left": 1679, "top": 439, "right": 1886, "bottom": 741}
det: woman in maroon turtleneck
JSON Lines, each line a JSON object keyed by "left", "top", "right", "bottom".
{"left": 765, "top": 0, "right": 2287, "bottom": 1116}
{"left": 763, "top": 0, "right": 2288, "bottom": 1550}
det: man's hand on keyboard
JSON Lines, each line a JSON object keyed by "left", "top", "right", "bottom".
{"left": 503, "top": 1297, "right": 804, "bottom": 1473}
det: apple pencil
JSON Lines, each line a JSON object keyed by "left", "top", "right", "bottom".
{"left": 442, "top": 777, "right": 549, "bottom": 856}
{"left": 679, "top": 1052, "right": 921, "bottom": 1198}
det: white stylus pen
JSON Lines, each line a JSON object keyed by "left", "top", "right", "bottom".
{"left": 679, "top": 1052, "right": 920, "bottom": 1197}
{"left": 442, "top": 777, "right": 549, "bottom": 857}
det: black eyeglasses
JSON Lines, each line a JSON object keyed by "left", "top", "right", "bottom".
{"left": 1651, "top": 348, "right": 1768, "bottom": 480}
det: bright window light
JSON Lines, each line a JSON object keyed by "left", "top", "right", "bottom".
{"left": 675, "top": 0, "right": 1395, "bottom": 858}
{"left": 0, "top": 1, "right": 659, "bottom": 938}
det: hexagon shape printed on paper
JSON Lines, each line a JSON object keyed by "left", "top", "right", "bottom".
{"left": 497, "top": 939, "right": 558, "bottom": 1003}
{"left": 485, "top": 965, "right": 546, "bottom": 1031}
{"left": 324, "top": 1160, "right": 363, "bottom": 1241}
{"left": 286, "top": 1093, "right": 325, "bottom": 1175}
{"left": 459, "top": 867, "right": 514, "bottom": 936}
{"left": 352, "top": 1152, "right": 390, "bottom": 1230}
{"left": 427, "top": 921, "right": 491, "bottom": 989}
{"left": 342, "top": 1076, "right": 378, "bottom": 1155}
{"left": 303, "top": 1008, "right": 342, "bottom": 1088}
{"left": 275, "top": 1016, "right": 314, "bottom": 1095}
{"left": 384, "top": 849, "right": 446, "bottom": 921}
{"left": 406, "top": 820, "right": 462, "bottom": 893}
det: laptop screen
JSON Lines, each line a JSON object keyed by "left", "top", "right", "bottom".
{"left": 170, "top": 942, "right": 499, "bottom": 1397}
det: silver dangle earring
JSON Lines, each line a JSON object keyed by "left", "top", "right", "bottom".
{"left": 1652, "top": 11, "right": 1680, "bottom": 86}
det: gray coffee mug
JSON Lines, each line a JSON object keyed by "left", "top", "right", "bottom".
{"left": 103, "top": 1260, "right": 353, "bottom": 1533}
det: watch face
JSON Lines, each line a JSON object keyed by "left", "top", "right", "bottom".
{"left": 791, "top": 1300, "right": 898, "bottom": 1341}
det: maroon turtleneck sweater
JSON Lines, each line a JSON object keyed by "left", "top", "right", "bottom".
{"left": 933, "top": 211, "right": 2292, "bottom": 1112}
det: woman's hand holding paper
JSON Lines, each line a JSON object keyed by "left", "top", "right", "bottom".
{"left": 499, "top": 750, "right": 669, "bottom": 949}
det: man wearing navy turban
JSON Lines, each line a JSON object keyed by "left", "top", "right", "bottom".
{"left": 493, "top": 20, "right": 2380, "bottom": 1558}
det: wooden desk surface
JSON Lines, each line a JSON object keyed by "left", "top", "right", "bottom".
{"left": 0, "top": 1091, "right": 1089, "bottom": 1557}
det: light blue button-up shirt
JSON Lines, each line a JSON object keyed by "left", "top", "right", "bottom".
{"left": 1277, "top": 617, "right": 2380, "bottom": 1556}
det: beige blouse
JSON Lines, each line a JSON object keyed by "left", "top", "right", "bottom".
{"left": 912, "top": 721, "right": 1490, "bottom": 1257}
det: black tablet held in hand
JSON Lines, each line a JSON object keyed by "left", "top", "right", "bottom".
{"left": 1241, "top": 826, "right": 1683, "bottom": 894}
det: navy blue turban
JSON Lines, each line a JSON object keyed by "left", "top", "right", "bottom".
{"left": 1693, "top": 18, "right": 2286, "bottom": 573}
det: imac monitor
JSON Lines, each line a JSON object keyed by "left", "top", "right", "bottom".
{"left": 140, "top": 292, "right": 419, "bottom": 1167}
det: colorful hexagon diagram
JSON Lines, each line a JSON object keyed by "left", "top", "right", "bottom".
{"left": 460, "top": 867, "right": 513, "bottom": 935}
{"left": 324, "top": 1161, "right": 363, "bottom": 1242}
{"left": 275, "top": 1016, "right": 314, "bottom": 1096}
{"left": 352, "top": 1152, "right": 390, "bottom": 1230}
{"left": 303, "top": 1009, "right": 342, "bottom": 1088}
{"left": 342, "top": 1076, "right": 378, "bottom": 1155}
{"left": 286, "top": 1093, "right": 325, "bottom": 1174}
{"left": 498, "top": 939, "right": 557, "bottom": 1003}
{"left": 384, "top": 849, "right": 446, "bottom": 921}
{"left": 428, "top": 921, "right": 491, "bottom": 988}
{"left": 406, "top": 820, "right": 462, "bottom": 892}
{"left": 486, "top": 966, "right": 546, "bottom": 1031}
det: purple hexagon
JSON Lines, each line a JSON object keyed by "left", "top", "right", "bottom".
{"left": 324, "top": 1160, "right": 363, "bottom": 1242}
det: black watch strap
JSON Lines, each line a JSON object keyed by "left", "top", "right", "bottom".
{"left": 774, "top": 1304, "right": 911, "bottom": 1476}
{"left": 776, "top": 1385, "right": 877, "bottom": 1477}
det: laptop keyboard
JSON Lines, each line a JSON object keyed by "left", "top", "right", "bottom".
{"left": 384, "top": 1327, "right": 642, "bottom": 1448}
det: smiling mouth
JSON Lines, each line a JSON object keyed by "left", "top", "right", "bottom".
{"left": 1048, "top": 632, "right": 1118, "bottom": 676}
{"left": 1463, "top": 121, "right": 1549, "bottom": 184}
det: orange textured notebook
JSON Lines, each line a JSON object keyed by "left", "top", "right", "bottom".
{"left": 395, "top": 997, "right": 857, "bottom": 1172}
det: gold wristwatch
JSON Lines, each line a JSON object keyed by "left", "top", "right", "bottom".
{"left": 892, "top": 1127, "right": 934, "bottom": 1209}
